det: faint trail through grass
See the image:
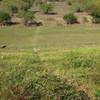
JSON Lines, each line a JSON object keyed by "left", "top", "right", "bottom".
{"left": 33, "top": 26, "right": 42, "bottom": 47}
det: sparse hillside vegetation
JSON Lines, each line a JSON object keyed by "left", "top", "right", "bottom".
{"left": 0, "top": 0, "right": 100, "bottom": 25}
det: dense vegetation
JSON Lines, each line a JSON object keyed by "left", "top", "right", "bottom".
{"left": 0, "top": 49, "right": 100, "bottom": 99}
{"left": 0, "top": 0, "right": 100, "bottom": 100}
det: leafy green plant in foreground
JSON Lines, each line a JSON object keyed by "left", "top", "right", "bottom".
{"left": 0, "top": 52, "right": 90, "bottom": 100}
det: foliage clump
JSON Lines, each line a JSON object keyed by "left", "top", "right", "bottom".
{"left": 63, "top": 13, "right": 78, "bottom": 24}
{"left": 91, "top": 10, "right": 100, "bottom": 23}
{"left": 0, "top": 52, "right": 90, "bottom": 100}
{"left": 23, "top": 11, "right": 35, "bottom": 26}
{"left": 39, "top": 2, "right": 53, "bottom": 14}
{"left": 0, "top": 11, "right": 11, "bottom": 24}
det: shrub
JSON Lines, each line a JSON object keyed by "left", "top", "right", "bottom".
{"left": 91, "top": 10, "right": 100, "bottom": 23}
{"left": 63, "top": 13, "right": 78, "bottom": 24}
{"left": 67, "top": 1, "right": 72, "bottom": 6}
{"left": 23, "top": 11, "right": 35, "bottom": 26}
{"left": 91, "top": 10, "right": 100, "bottom": 18}
{"left": 0, "top": 53, "right": 90, "bottom": 100}
{"left": 1, "top": 74, "right": 89, "bottom": 100}
{"left": 0, "top": 11, "right": 11, "bottom": 24}
{"left": 39, "top": 2, "right": 53, "bottom": 14}
{"left": 92, "top": 17, "right": 100, "bottom": 24}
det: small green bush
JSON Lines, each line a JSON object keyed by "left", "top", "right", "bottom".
{"left": 67, "top": 1, "right": 72, "bottom": 6}
{"left": 91, "top": 10, "right": 100, "bottom": 23}
{"left": 63, "top": 13, "right": 78, "bottom": 24}
{"left": 39, "top": 2, "right": 53, "bottom": 14}
{"left": 23, "top": 11, "right": 35, "bottom": 26}
{"left": 0, "top": 11, "right": 11, "bottom": 24}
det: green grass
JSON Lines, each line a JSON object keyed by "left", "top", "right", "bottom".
{"left": 0, "top": 48, "right": 100, "bottom": 99}
{"left": 0, "top": 0, "right": 100, "bottom": 99}
{"left": 0, "top": 24, "right": 100, "bottom": 51}
{"left": 0, "top": 24, "right": 100, "bottom": 99}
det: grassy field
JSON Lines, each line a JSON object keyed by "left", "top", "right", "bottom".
{"left": 0, "top": 0, "right": 100, "bottom": 99}
{"left": 0, "top": 25, "right": 100, "bottom": 99}
{"left": 0, "top": 24, "right": 100, "bottom": 51}
{"left": 0, "top": 48, "right": 100, "bottom": 99}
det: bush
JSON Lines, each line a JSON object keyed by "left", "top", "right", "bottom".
{"left": 67, "top": 1, "right": 72, "bottom": 6}
{"left": 0, "top": 53, "right": 90, "bottom": 100}
{"left": 63, "top": 13, "right": 78, "bottom": 24}
{"left": 91, "top": 10, "right": 100, "bottom": 23}
{"left": 39, "top": 2, "right": 53, "bottom": 14}
{"left": 0, "top": 11, "right": 11, "bottom": 24}
{"left": 92, "top": 17, "right": 100, "bottom": 24}
{"left": 23, "top": 11, "right": 35, "bottom": 26}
